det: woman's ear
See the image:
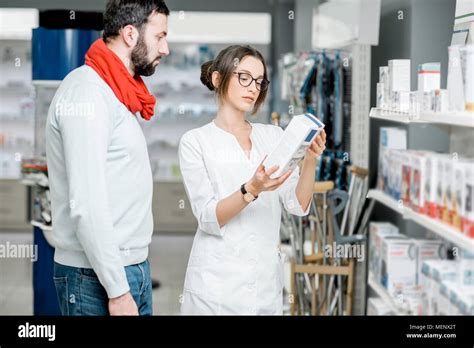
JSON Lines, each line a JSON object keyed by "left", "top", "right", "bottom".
{"left": 211, "top": 71, "right": 220, "bottom": 90}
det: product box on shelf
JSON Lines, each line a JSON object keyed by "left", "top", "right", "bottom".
{"left": 448, "top": 282, "right": 461, "bottom": 315}
{"left": 411, "top": 152, "right": 428, "bottom": 213}
{"left": 420, "top": 260, "right": 458, "bottom": 315}
{"left": 438, "top": 280, "right": 458, "bottom": 315}
{"left": 414, "top": 239, "right": 446, "bottom": 285}
{"left": 456, "top": 293, "right": 474, "bottom": 315}
{"left": 420, "top": 92, "right": 433, "bottom": 113}
{"left": 369, "top": 222, "right": 399, "bottom": 281}
{"left": 388, "top": 59, "right": 411, "bottom": 96}
{"left": 464, "top": 162, "right": 474, "bottom": 238}
{"left": 377, "top": 127, "right": 407, "bottom": 192}
{"left": 458, "top": 249, "right": 474, "bottom": 295}
{"left": 424, "top": 154, "right": 439, "bottom": 218}
{"left": 400, "top": 151, "right": 412, "bottom": 206}
{"left": 452, "top": 160, "right": 467, "bottom": 230}
{"left": 381, "top": 237, "right": 417, "bottom": 297}
{"left": 447, "top": 45, "right": 465, "bottom": 112}
{"left": 378, "top": 66, "right": 390, "bottom": 109}
{"left": 367, "top": 297, "right": 394, "bottom": 315}
{"left": 409, "top": 91, "right": 420, "bottom": 115}
{"left": 379, "top": 66, "right": 389, "bottom": 86}
{"left": 417, "top": 62, "right": 441, "bottom": 96}
{"left": 376, "top": 83, "right": 386, "bottom": 109}
{"left": 436, "top": 156, "right": 454, "bottom": 223}
{"left": 388, "top": 149, "right": 404, "bottom": 201}
{"left": 432, "top": 89, "right": 449, "bottom": 113}
{"left": 401, "top": 286, "right": 424, "bottom": 315}
{"left": 460, "top": 45, "right": 474, "bottom": 112}
{"left": 393, "top": 91, "right": 410, "bottom": 112}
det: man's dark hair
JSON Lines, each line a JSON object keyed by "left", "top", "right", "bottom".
{"left": 103, "top": 0, "right": 170, "bottom": 42}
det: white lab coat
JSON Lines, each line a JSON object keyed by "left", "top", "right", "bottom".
{"left": 178, "top": 121, "right": 311, "bottom": 315}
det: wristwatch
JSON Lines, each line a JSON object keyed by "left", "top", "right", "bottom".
{"left": 241, "top": 183, "right": 258, "bottom": 203}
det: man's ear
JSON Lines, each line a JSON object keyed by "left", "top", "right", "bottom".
{"left": 120, "top": 24, "right": 139, "bottom": 47}
{"left": 211, "top": 71, "right": 220, "bottom": 90}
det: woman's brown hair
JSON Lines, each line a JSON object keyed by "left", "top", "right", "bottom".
{"left": 200, "top": 45, "right": 269, "bottom": 115}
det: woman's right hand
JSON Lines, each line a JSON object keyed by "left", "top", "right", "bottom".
{"left": 245, "top": 156, "right": 293, "bottom": 197}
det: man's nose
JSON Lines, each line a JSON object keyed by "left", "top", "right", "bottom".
{"left": 160, "top": 39, "right": 170, "bottom": 56}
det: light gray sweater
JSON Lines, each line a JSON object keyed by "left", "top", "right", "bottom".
{"left": 45, "top": 65, "right": 153, "bottom": 298}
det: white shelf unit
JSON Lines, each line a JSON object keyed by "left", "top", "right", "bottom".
{"left": 367, "top": 272, "right": 410, "bottom": 315}
{"left": 367, "top": 189, "right": 474, "bottom": 253}
{"left": 369, "top": 107, "right": 474, "bottom": 128}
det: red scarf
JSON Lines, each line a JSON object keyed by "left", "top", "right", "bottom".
{"left": 85, "top": 39, "right": 156, "bottom": 121}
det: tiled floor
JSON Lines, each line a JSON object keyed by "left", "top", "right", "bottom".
{"left": 0, "top": 231, "right": 194, "bottom": 315}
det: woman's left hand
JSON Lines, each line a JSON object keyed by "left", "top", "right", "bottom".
{"left": 304, "top": 129, "right": 326, "bottom": 161}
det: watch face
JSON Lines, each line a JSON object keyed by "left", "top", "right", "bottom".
{"left": 244, "top": 193, "right": 254, "bottom": 203}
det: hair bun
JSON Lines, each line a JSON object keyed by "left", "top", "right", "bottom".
{"left": 200, "top": 60, "right": 215, "bottom": 91}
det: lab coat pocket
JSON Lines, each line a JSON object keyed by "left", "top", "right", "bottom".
{"left": 184, "top": 254, "right": 223, "bottom": 301}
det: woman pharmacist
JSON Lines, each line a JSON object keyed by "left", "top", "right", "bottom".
{"left": 178, "top": 45, "right": 326, "bottom": 315}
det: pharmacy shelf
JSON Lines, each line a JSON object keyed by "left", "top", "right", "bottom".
{"left": 369, "top": 107, "right": 474, "bottom": 128}
{"left": 367, "top": 189, "right": 474, "bottom": 253}
{"left": 367, "top": 272, "right": 409, "bottom": 315}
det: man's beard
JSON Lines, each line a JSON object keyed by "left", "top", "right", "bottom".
{"left": 131, "top": 35, "right": 159, "bottom": 76}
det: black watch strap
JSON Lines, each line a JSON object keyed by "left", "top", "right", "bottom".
{"left": 241, "top": 183, "right": 258, "bottom": 200}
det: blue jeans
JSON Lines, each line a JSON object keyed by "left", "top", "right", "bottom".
{"left": 53, "top": 260, "right": 152, "bottom": 316}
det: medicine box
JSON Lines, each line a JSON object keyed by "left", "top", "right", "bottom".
{"left": 417, "top": 62, "right": 441, "bottom": 95}
{"left": 377, "top": 127, "right": 407, "bottom": 192}
{"left": 458, "top": 249, "right": 474, "bottom": 295}
{"left": 367, "top": 297, "right": 394, "bottom": 315}
{"left": 388, "top": 59, "right": 411, "bottom": 95}
{"left": 369, "top": 222, "right": 399, "bottom": 280}
{"left": 381, "top": 237, "right": 416, "bottom": 297}
{"left": 413, "top": 239, "right": 446, "bottom": 285}
{"left": 410, "top": 152, "right": 427, "bottom": 213}
{"left": 464, "top": 162, "right": 474, "bottom": 238}
{"left": 421, "top": 260, "right": 458, "bottom": 315}
{"left": 263, "top": 113, "right": 325, "bottom": 179}
{"left": 424, "top": 154, "right": 444, "bottom": 218}
{"left": 452, "top": 160, "right": 467, "bottom": 230}
{"left": 400, "top": 151, "right": 412, "bottom": 206}
{"left": 435, "top": 156, "right": 452, "bottom": 222}
{"left": 388, "top": 149, "right": 404, "bottom": 201}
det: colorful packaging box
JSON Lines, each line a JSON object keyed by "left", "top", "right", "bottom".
{"left": 417, "top": 62, "right": 441, "bottom": 97}
{"left": 381, "top": 238, "right": 417, "bottom": 297}
{"left": 420, "top": 260, "right": 458, "bottom": 315}
{"left": 400, "top": 151, "right": 412, "bottom": 206}
{"left": 424, "top": 154, "right": 440, "bottom": 218}
{"left": 464, "top": 162, "right": 474, "bottom": 238}
{"left": 388, "top": 149, "right": 404, "bottom": 201}
{"left": 437, "top": 156, "right": 454, "bottom": 223}
{"left": 414, "top": 239, "right": 446, "bottom": 285}
{"left": 369, "top": 222, "right": 400, "bottom": 281}
{"left": 458, "top": 249, "right": 474, "bottom": 295}
{"left": 377, "top": 127, "right": 407, "bottom": 192}
{"left": 411, "top": 152, "right": 427, "bottom": 213}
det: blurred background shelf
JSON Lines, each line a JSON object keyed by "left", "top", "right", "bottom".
{"left": 369, "top": 107, "right": 474, "bottom": 127}
{"left": 367, "top": 272, "right": 409, "bottom": 315}
{"left": 367, "top": 189, "right": 474, "bottom": 253}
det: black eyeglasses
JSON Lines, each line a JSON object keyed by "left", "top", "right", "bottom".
{"left": 233, "top": 72, "right": 270, "bottom": 92}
